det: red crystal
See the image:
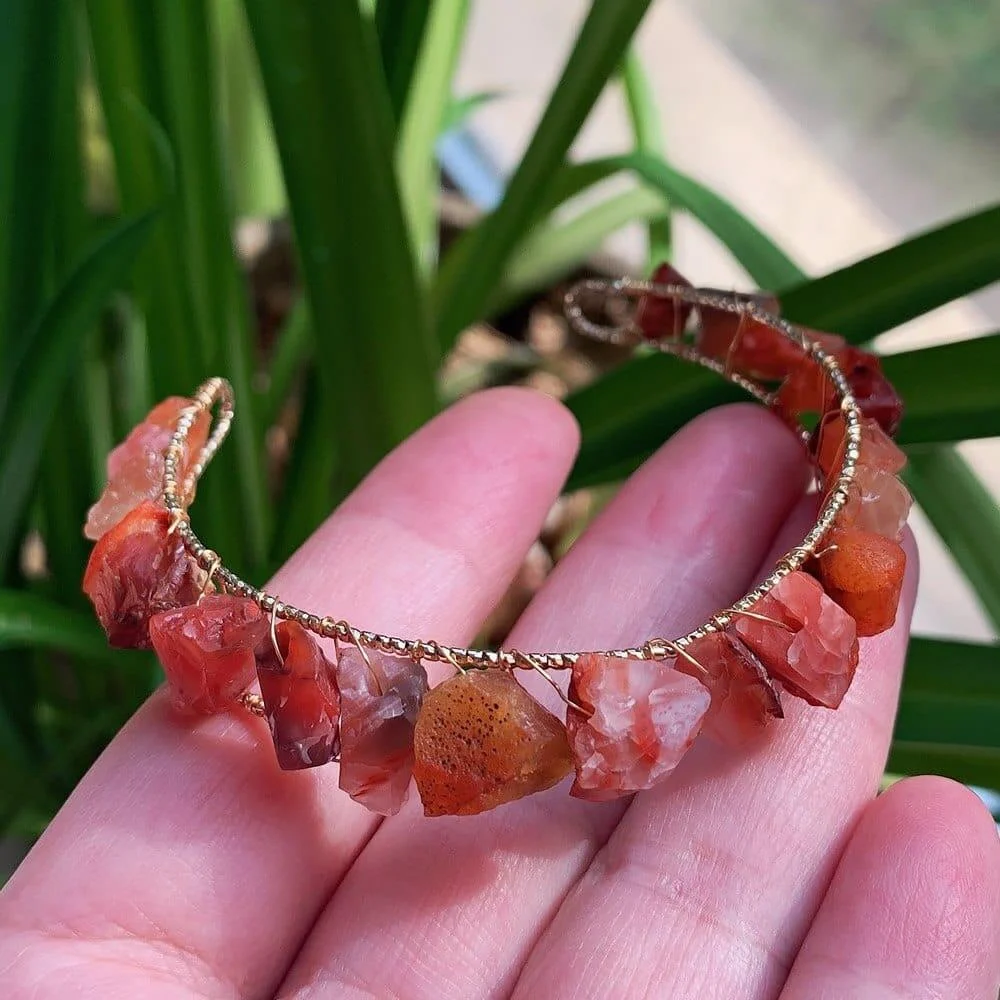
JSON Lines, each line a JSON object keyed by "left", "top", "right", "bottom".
{"left": 412, "top": 670, "right": 572, "bottom": 817}
{"left": 85, "top": 397, "right": 210, "bottom": 541}
{"left": 815, "top": 414, "right": 906, "bottom": 486}
{"left": 149, "top": 594, "right": 267, "bottom": 714}
{"left": 679, "top": 632, "right": 783, "bottom": 746}
{"left": 567, "top": 654, "right": 710, "bottom": 801}
{"left": 732, "top": 571, "right": 859, "bottom": 709}
{"left": 697, "top": 307, "right": 806, "bottom": 380}
{"left": 82, "top": 500, "right": 200, "bottom": 648}
{"left": 635, "top": 262, "right": 692, "bottom": 340}
{"left": 255, "top": 621, "right": 341, "bottom": 770}
{"left": 337, "top": 646, "right": 428, "bottom": 815}
{"left": 836, "top": 346, "right": 904, "bottom": 435}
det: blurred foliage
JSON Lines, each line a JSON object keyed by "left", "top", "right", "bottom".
{"left": 0, "top": 0, "right": 998, "bottom": 838}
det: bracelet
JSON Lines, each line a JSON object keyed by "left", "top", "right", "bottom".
{"left": 82, "top": 264, "right": 910, "bottom": 817}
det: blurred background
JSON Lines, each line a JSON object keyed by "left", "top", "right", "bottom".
{"left": 0, "top": 0, "right": 998, "bottom": 850}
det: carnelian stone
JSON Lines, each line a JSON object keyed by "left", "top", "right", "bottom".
{"left": 412, "top": 670, "right": 572, "bottom": 816}
{"left": 680, "top": 633, "right": 783, "bottom": 746}
{"left": 840, "top": 470, "right": 912, "bottom": 540}
{"left": 85, "top": 397, "right": 210, "bottom": 541}
{"left": 732, "top": 570, "right": 859, "bottom": 709}
{"left": 775, "top": 359, "right": 836, "bottom": 422}
{"left": 567, "top": 654, "right": 710, "bottom": 801}
{"left": 818, "top": 529, "right": 906, "bottom": 636}
{"left": 636, "top": 262, "right": 692, "bottom": 340}
{"left": 337, "top": 647, "right": 428, "bottom": 815}
{"left": 814, "top": 414, "right": 906, "bottom": 486}
{"left": 836, "top": 346, "right": 904, "bottom": 435}
{"left": 149, "top": 594, "right": 267, "bottom": 714}
{"left": 255, "top": 621, "right": 341, "bottom": 770}
{"left": 697, "top": 307, "right": 805, "bottom": 380}
{"left": 83, "top": 500, "right": 200, "bottom": 648}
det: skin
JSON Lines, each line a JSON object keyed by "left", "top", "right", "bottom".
{"left": 0, "top": 388, "right": 997, "bottom": 999}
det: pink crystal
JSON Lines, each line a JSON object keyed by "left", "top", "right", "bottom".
{"left": 149, "top": 594, "right": 267, "bottom": 714}
{"left": 85, "top": 397, "right": 210, "bottom": 541}
{"left": 255, "top": 621, "right": 341, "bottom": 770}
{"left": 567, "top": 654, "right": 710, "bottom": 801}
{"left": 337, "top": 646, "right": 428, "bottom": 815}
{"left": 679, "top": 632, "right": 783, "bottom": 746}
{"left": 732, "top": 571, "right": 859, "bottom": 709}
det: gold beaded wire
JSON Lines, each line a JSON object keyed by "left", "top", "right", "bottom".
{"left": 161, "top": 280, "right": 863, "bottom": 672}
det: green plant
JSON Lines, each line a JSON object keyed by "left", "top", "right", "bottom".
{"left": 0, "top": 0, "right": 998, "bottom": 838}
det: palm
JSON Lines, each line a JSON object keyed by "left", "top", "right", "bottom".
{"left": 2, "top": 391, "right": 998, "bottom": 999}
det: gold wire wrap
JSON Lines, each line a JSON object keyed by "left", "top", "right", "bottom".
{"left": 161, "top": 280, "right": 863, "bottom": 671}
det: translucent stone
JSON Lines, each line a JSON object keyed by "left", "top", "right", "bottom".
{"left": 85, "top": 397, "right": 210, "bottom": 541}
{"left": 567, "top": 654, "right": 710, "bottom": 801}
{"left": 636, "top": 262, "right": 692, "bottom": 340}
{"left": 149, "top": 594, "right": 267, "bottom": 714}
{"left": 837, "top": 346, "right": 904, "bottom": 435}
{"left": 840, "top": 471, "right": 912, "bottom": 540}
{"left": 412, "top": 670, "right": 572, "bottom": 816}
{"left": 697, "top": 307, "right": 806, "bottom": 380}
{"left": 819, "top": 529, "right": 906, "bottom": 637}
{"left": 83, "top": 500, "right": 200, "bottom": 648}
{"left": 337, "top": 646, "right": 428, "bottom": 815}
{"left": 255, "top": 621, "right": 341, "bottom": 770}
{"left": 680, "top": 632, "right": 783, "bottom": 746}
{"left": 815, "top": 414, "right": 906, "bottom": 487}
{"left": 732, "top": 570, "right": 859, "bottom": 709}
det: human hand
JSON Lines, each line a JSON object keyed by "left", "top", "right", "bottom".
{"left": 2, "top": 389, "right": 998, "bottom": 999}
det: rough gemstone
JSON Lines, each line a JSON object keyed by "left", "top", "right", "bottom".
{"left": 635, "top": 262, "right": 692, "bottom": 340}
{"left": 85, "top": 397, "right": 210, "bottom": 541}
{"left": 697, "top": 306, "right": 805, "bottom": 380}
{"left": 679, "top": 632, "right": 783, "bottom": 746}
{"left": 83, "top": 500, "right": 200, "bottom": 648}
{"left": 337, "top": 646, "right": 429, "bottom": 815}
{"left": 255, "top": 621, "right": 341, "bottom": 770}
{"left": 149, "top": 594, "right": 267, "bottom": 714}
{"left": 412, "top": 670, "right": 572, "bottom": 816}
{"left": 818, "top": 529, "right": 906, "bottom": 637}
{"left": 814, "top": 414, "right": 907, "bottom": 487}
{"left": 566, "top": 654, "right": 710, "bottom": 801}
{"left": 836, "top": 346, "right": 904, "bottom": 435}
{"left": 732, "top": 570, "right": 859, "bottom": 709}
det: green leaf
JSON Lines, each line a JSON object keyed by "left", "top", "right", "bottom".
{"left": 434, "top": 0, "right": 655, "bottom": 348}
{"left": 396, "top": 0, "right": 470, "bottom": 277}
{"left": 441, "top": 90, "right": 503, "bottom": 134}
{"left": 903, "top": 450, "right": 1000, "bottom": 633}
{"left": 0, "top": 213, "right": 156, "bottom": 571}
{"left": 780, "top": 203, "right": 1000, "bottom": 339}
{"left": 375, "top": 0, "right": 432, "bottom": 125}
{"left": 886, "top": 334, "right": 1000, "bottom": 445}
{"left": 244, "top": 0, "right": 439, "bottom": 497}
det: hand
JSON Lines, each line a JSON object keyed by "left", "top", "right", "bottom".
{"left": 2, "top": 389, "right": 998, "bottom": 999}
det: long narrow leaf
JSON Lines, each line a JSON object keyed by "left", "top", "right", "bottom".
{"left": 375, "top": 0, "right": 433, "bottom": 125}
{"left": 434, "top": 0, "right": 654, "bottom": 348}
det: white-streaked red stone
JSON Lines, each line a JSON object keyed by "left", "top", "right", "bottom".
{"left": 567, "top": 654, "right": 710, "bottom": 801}
{"left": 337, "top": 646, "right": 428, "bottom": 815}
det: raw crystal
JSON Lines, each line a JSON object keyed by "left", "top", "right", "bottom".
{"left": 814, "top": 414, "right": 906, "bottom": 487}
{"left": 85, "top": 397, "right": 210, "bottom": 541}
{"left": 836, "top": 346, "right": 904, "bottom": 435}
{"left": 696, "top": 306, "right": 806, "bottom": 380}
{"left": 83, "top": 500, "right": 200, "bottom": 648}
{"left": 732, "top": 570, "right": 859, "bottom": 709}
{"left": 337, "top": 646, "right": 428, "bottom": 815}
{"left": 818, "top": 529, "right": 906, "bottom": 636}
{"left": 255, "top": 621, "right": 341, "bottom": 770}
{"left": 412, "top": 670, "right": 572, "bottom": 816}
{"left": 567, "top": 654, "right": 710, "bottom": 801}
{"left": 636, "top": 262, "right": 692, "bottom": 340}
{"left": 679, "top": 632, "right": 783, "bottom": 746}
{"left": 149, "top": 594, "right": 267, "bottom": 714}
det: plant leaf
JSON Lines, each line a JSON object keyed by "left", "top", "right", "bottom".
{"left": 441, "top": 90, "right": 503, "bottom": 134}
{"left": 780, "top": 203, "right": 1000, "bottom": 339}
{"left": 0, "top": 213, "right": 156, "bottom": 570}
{"left": 374, "top": 0, "right": 432, "bottom": 125}
{"left": 434, "top": 0, "right": 655, "bottom": 348}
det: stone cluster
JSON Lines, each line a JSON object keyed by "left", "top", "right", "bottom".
{"left": 81, "top": 262, "right": 909, "bottom": 815}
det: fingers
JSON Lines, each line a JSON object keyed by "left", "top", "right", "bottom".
{"left": 513, "top": 514, "right": 918, "bottom": 1000}
{"left": 274, "top": 404, "right": 809, "bottom": 1000}
{"left": 0, "top": 388, "right": 579, "bottom": 1000}
{"left": 780, "top": 776, "right": 1000, "bottom": 1000}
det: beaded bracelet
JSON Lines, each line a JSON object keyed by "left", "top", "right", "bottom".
{"left": 82, "top": 264, "right": 910, "bottom": 817}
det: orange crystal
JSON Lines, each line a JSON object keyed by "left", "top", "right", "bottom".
{"left": 818, "top": 529, "right": 906, "bottom": 637}
{"left": 412, "top": 670, "right": 572, "bottom": 817}
{"left": 149, "top": 594, "right": 267, "bottom": 714}
{"left": 567, "top": 654, "right": 710, "bottom": 801}
{"left": 697, "top": 304, "right": 807, "bottom": 380}
{"left": 679, "top": 632, "right": 783, "bottom": 746}
{"left": 732, "top": 570, "right": 859, "bottom": 709}
{"left": 255, "top": 621, "right": 341, "bottom": 770}
{"left": 85, "top": 397, "right": 210, "bottom": 541}
{"left": 83, "top": 500, "right": 200, "bottom": 648}
{"left": 337, "top": 646, "right": 428, "bottom": 815}
{"left": 636, "top": 262, "right": 693, "bottom": 340}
